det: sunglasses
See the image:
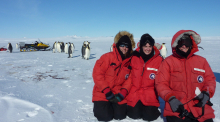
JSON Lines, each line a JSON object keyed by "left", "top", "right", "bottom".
{"left": 178, "top": 39, "right": 192, "bottom": 47}
{"left": 119, "top": 44, "right": 129, "bottom": 48}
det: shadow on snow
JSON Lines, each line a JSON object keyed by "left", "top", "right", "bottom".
{"left": 214, "top": 72, "right": 220, "bottom": 83}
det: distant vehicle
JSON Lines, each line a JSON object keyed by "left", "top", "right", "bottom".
{"left": 19, "top": 40, "right": 50, "bottom": 52}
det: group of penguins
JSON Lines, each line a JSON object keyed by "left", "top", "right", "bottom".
{"left": 52, "top": 41, "right": 91, "bottom": 59}
{"left": 7, "top": 41, "right": 167, "bottom": 59}
{"left": 6, "top": 43, "right": 23, "bottom": 53}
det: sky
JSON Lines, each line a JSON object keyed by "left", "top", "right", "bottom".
{"left": 0, "top": 0, "right": 220, "bottom": 38}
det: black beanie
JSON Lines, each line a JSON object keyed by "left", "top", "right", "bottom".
{"left": 140, "top": 34, "right": 155, "bottom": 47}
{"left": 117, "top": 35, "right": 132, "bottom": 49}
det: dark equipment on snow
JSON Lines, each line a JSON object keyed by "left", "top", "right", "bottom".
{"left": 19, "top": 40, "right": 50, "bottom": 52}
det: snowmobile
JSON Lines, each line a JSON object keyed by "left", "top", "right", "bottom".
{"left": 19, "top": 40, "right": 50, "bottom": 52}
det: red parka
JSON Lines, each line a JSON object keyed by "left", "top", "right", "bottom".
{"left": 92, "top": 31, "right": 135, "bottom": 105}
{"left": 155, "top": 30, "right": 216, "bottom": 121}
{"left": 126, "top": 46, "right": 163, "bottom": 107}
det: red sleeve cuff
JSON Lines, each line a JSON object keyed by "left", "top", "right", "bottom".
{"left": 120, "top": 88, "right": 128, "bottom": 98}
{"left": 102, "top": 87, "right": 111, "bottom": 94}
{"left": 164, "top": 92, "right": 175, "bottom": 102}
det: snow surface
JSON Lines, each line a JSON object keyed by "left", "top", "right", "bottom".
{"left": 0, "top": 36, "right": 220, "bottom": 122}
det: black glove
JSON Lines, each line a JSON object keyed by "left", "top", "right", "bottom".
{"left": 194, "top": 91, "right": 210, "bottom": 107}
{"left": 115, "top": 93, "right": 124, "bottom": 102}
{"left": 105, "top": 91, "right": 115, "bottom": 101}
{"left": 168, "top": 96, "right": 184, "bottom": 113}
{"left": 108, "top": 93, "right": 125, "bottom": 103}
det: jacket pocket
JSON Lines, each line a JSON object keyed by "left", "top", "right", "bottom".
{"left": 115, "top": 66, "right": 131, "bottom": 85}
{"left": 191, "top": 68, "right": 205, "bottom": 83}
{"left": 142, "top": 69, "right": 157, "bottom": 87}
{"left": 191, "top": 68, "right": 205, "bottom": 94}
{"left": 170, "top": 69, "right": 184, "bottom": 91}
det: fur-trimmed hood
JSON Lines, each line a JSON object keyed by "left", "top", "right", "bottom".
{"left": 171, "top": 30, "right": 201, "bottom": 57}
{"left": 114, "top": 31, "right": 135, "bottom": 49}
{"left": 171, "top": 30, "right": 201, "bottom": 48}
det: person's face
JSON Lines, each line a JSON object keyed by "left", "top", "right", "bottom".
{"left": 142, "top": 43, "right": 152, "bottom": 55}
{"left": 178, "top": 45, "right": 189, "bottom": 53}
{"left": 119, "top": 44, "right": 129, "bottom": 54}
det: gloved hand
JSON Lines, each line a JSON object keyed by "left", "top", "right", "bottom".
{"left": 168, "top": 96, "right": 184, "bottom": 113}
{"left": 105, "top": 91, "right": 115, "bottom": 101}
{"left": 194, "top": 91, "right": 210, "bottom": 107}
{"left": 115, "top": 93, "right": 124, "bottom": 102}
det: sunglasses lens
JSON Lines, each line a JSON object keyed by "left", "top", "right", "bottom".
{"left": 120, "top": 44, "right": 128, "bottom": 48}
{"left": 178, "top": 40, "right": 191, "bottom": 47}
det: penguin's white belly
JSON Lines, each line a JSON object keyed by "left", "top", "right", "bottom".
{"left": 84, "top": 49, "right": 90, "bottom": 60}
{"left": 65, "top": 46, "right": 68, "bottom": 54}
{"left": 160, "top": 47, "right": 167, "bottom": 58}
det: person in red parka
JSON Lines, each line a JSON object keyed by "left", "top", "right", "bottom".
{"left": 126, "top": 33, "right": 163, "bottom": 121}
{"left": 92, "top": 31, "right": 135, "bottom": 121}
{"left": 155, "top": 30, "right": 216, "bottom": 122}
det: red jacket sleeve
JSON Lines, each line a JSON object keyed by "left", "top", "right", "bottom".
{"left": 202, "top": 59, "right": 216, "bottom": 98}
{"left": 155, "top": 60, "right": 175, "bottom": 102}
{"left": 121, "top": 74, "right": 132, "bottom": 93}
{"left": 92, "top": 53, "right": 110, "bottom": 92}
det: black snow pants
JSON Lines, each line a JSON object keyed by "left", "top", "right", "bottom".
{"left": 127, "top": 100, "right": 161, "bottom": 121}
{"left": 93, "top": 101, "right": 127, "bottom": 121}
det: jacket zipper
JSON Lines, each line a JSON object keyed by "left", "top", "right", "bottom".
{"left": 141, "top": 63, "right": 145, "bottom": 76}
{"left": 116, "top": 64, "right": 122, "bottom": 76}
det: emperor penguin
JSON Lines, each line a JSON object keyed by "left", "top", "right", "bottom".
{"left": 61, "top": 42, "right": 65, "bottom": 53}
{"left": 68, "top": 43, "right": 74, "bottom": 58}
{"left": 81, "top": 43, "right": 86, "bottom": 59}
{"left": 16, "top": 43, "right": 20, "bottom": 50}
{"left": 7, "top": 43, "right": 13, "bottom": 53}
{"left": 56, "top": 42, "right": 60, "bottom": 53}
{"left": 160, "top": 43, "right": 167, "bottom": 59}
{"left": 84, "top": 44, "right": 90, "bottom": 60}
{"left": 64, "top": 43, "right": 69, "bottom": 54}
{"left": 110, "top": 45, "right": 113, "bottom": 52}
{"left": 58, "top": 42, "right": 62, "bottom": 53}
{"left": 72, "top": 43, "right": 75, "bottom": 53}
{"left": 52, "top": 42, "right": 56, "bottom": 53}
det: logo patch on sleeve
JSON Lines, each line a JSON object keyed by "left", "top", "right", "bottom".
{"left": 197, "top": 75, "right": 204, "bottom": 83}
{"left": 149, "top": 73, "right": 156, "bottom": 79}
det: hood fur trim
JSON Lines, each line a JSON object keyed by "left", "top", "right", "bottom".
{"left": 172, "top": 31, "right": 201, "bottom": 48}
{"left": 114, "top": 31, "right": 135, "bottom": 49}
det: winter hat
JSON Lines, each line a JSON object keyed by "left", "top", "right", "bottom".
{"left": 177, "top": 34, "right": 192, "bottom": 47}
{"left": 140, "top": 34, "right": 155, "bottom": 47}
{"left": 117, "top": 35, "right": 132, "bottom": 50}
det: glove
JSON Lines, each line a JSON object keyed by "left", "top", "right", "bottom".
{"left": 168, "top": 96, "right": 184, "bottom": 113}
{"left": 105, "top": 91, "right": 115, "bottom": 101}
{"left": 103, "top": 88, "right": 115, "bottom": 101}
{"left": 194, "top": 91, "right": 210, "bottom": 107}
{"left": 114, "top": 93, "right": 124, "bottom": 102}
{"left": 108, "top": 93, "right": 124, "bottom": 103}
{"left": 109, "top": 89, "right": 126, "bottom": 103}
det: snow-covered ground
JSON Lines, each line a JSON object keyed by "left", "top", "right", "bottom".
{"left": 0, "top": 36, "right": 219, "bottom": 122}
